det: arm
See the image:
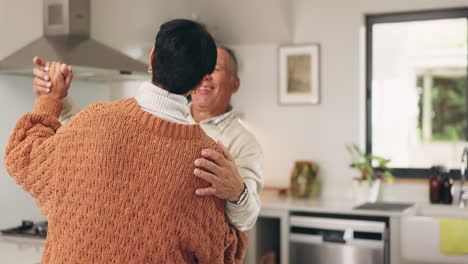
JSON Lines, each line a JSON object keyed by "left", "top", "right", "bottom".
{"left": 194, "top": 141, "right": 264, "bottom": 231}
{"left": 4, "top": 61, "right": 72, "bottom": 215}
{"left": 224, "top": 143, "right": 263, "bottom": 231}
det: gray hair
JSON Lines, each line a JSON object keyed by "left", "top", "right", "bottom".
{"left": 217, "top": 44, "right": 238, "bottom": 78}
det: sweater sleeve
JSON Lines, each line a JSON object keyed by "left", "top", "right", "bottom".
{"left": 3, "top": 95, "right": 63, "bottom": 216}
{"left": 224, "top": 226, "right": 248, "bottom": 264}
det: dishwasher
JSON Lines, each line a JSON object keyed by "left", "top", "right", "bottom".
{"left": 289, "top": 214, "right": 388, "bottom": 264}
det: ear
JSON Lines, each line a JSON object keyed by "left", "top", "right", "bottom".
{"left": 232, "top": 76, "right": 240, "bottom": 94}
{"left": 148, "top": 47, "right": 155, "bottom": 67}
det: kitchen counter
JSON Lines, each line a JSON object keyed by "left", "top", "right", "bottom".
{"left": 259, "top": 190, "right": 416, "bottom": 217}
{"left": 0, "top": 234, "right": 44, "bottom": 264}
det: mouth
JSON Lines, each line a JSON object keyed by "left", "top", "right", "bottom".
{"left": 198, "top": 86, "right": 214, "bottom": 91}
{"left": 195, "top": 86, "right": 215, "bottom": 96}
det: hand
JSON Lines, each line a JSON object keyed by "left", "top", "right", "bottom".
{"left": 32, "top": 56, "right": 71, "bottom": 96}
{"left": 194, "top": 141, "right": 245, "bottom": 202}
{"left": 46, "top": 61, "right": 73, "bottom": 100}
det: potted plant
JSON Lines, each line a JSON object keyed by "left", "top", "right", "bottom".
{"left": 346, "top": 144, "right": 394, "bottom": 203}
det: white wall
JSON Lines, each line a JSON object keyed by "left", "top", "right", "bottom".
{"left": 231, "top": 0, "right": 468, "bottom": 199}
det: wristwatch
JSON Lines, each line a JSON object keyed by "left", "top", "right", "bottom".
{"left": 229, "top": 183, "right": 248, "bottom": 205}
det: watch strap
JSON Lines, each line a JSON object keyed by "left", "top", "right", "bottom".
{"left": 228, "top": 183, "right": 248, "bottom": 205}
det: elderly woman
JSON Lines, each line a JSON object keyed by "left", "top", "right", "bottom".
{"left": 4, "top": 19, "right": 246, "bottom": 263}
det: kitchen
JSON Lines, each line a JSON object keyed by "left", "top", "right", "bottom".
{"left": 1, "top": 0, "right": 468, "bottom": 263}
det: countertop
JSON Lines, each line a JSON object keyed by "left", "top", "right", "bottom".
{"left": 259, "top": 190, "right": 416, "bottom": 217}
{"left": 259, "top": 189, "right": 468, "bottom": 219}
{"left": 0, "top": 234, "right": 44, "bottom": 264}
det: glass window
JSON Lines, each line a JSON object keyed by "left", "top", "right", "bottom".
{"left": 366, "top": 9, "right": 468, "bottom": 177}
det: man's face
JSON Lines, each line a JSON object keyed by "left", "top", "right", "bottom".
{"left": 191, "top": 48, "right": 239, "bottom": 117}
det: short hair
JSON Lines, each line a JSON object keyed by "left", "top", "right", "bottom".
{"left": 217, "top": 45, "right": 238, "bottom": 78}
{"left": 152, "top": 19, "right": 217, "bottom": 94}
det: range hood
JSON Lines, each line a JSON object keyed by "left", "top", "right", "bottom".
{"left": 0, "top": 0, "right": 148, "bottom": 81}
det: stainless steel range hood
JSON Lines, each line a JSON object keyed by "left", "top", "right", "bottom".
{"left": 0, "top": 0, "right": 148, "bottom": 81}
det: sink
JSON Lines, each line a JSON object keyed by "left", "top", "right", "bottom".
{"left": 353, "top": 202, "right": 414, "bottom": 212}
{"left": 400, "top": 204, "right": 468, "bottom": 264}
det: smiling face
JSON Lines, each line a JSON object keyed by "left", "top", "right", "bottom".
{"left": 191, "top": 48, "right": 240, "bottom": 120}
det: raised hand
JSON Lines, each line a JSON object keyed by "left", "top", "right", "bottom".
{"left": 32, "top": 56, "right": 71, "bottom": 96}
{"left": 44, "top": 61, "right": 73, "bottom": 100}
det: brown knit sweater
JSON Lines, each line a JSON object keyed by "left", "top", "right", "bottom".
{"left": 4, "top": 95, "right": 247, "bottom": 263}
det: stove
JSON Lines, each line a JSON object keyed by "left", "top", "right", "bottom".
{"left": 1, "top": 220, "right": 48, "bottom": 239}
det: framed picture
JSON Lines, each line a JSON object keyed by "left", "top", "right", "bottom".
{"left": 278, "top": 43, "right": 320, "bottom": 105}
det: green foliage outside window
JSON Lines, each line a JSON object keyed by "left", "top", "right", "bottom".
{"left": 417, "top": 76, "right": 467, "bottom": 141}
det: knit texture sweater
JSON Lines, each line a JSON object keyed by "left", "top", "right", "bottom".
{"left": 4, "top": 95, "right": 247, "bottom": 263}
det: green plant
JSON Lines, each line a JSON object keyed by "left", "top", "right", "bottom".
{"left": 346, "top": 144, "right": 395, "bottom": 185}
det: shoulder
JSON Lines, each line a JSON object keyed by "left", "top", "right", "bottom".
{"left": 77, "top": 98, "right": 134, "bottom": 116}
{"left": 62, "top": 99, "right": 132, "bottom": 128}
{"left": 198, "top": 131, "right": 224, "bottom": 154}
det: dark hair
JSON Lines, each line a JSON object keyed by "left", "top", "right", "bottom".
{"left": 217, "top": 45, "right": 238, "bottom": 77}
{"left": 152, "top": 19, "right": 216, "bottom": 94}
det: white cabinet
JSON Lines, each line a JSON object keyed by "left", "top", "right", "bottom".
{"left": 245, "top": 207, "right": 289, "bottom": 264}
{"left": 401, "top": 213, "right": 468, "bottom": 264}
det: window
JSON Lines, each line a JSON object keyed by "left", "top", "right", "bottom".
{"left": 366, "top": 8, "right": 468, "bottom": 179}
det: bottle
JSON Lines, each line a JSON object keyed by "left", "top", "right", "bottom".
{"left": 440, "top": 170, "right": 453, "bottom": 204}
{"left": 429, "top": 166, "right": 442, "bottom": 204}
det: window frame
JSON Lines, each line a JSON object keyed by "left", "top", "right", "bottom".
{"left": 365, "top": 7, "right": 468, "bottom": 179}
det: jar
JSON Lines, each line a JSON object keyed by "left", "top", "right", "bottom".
{"left": 290, "top": 161, "right": 319, "bottom": 198}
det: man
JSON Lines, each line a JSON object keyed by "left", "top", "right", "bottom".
{"left": 33, "top": 46, "right": 264, "bottom": 232}
{"left": 7, "top": 19, "right": 246, "bottom": 263}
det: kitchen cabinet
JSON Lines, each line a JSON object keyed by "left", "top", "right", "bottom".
{"left": 247, "top": 191, "right": 409, "bottom": 264}
{"left": 245, "top": 207, "right": 289, "bottom": 264}
{"left": 400, "top": 204, "right": 468, "bottom": 264}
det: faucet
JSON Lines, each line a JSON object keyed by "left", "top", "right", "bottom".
{"left": 459, "top": 142, "right": 468, "bottom": 208}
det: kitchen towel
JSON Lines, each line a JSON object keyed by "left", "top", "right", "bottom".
{"left": 440, "top": 218, "right": 468, "bottom": 255}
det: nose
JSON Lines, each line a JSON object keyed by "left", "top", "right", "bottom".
{"left": 202, "top": 74, "right": 212, "bottom": 82}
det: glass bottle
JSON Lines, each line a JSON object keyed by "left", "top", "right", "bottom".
{"left": 440, "top": 171, "right": 453, "bottom": 204}
{"left": 429, "top": 166, "right": 442, "bottom": 204}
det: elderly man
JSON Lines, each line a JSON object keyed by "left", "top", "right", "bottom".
{"left": 32, "top": 46, "right": 263, "bottom": 231}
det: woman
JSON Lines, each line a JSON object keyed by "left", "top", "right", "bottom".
{"left": 4, "top": 19, "right": 246, "bottom": 263}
